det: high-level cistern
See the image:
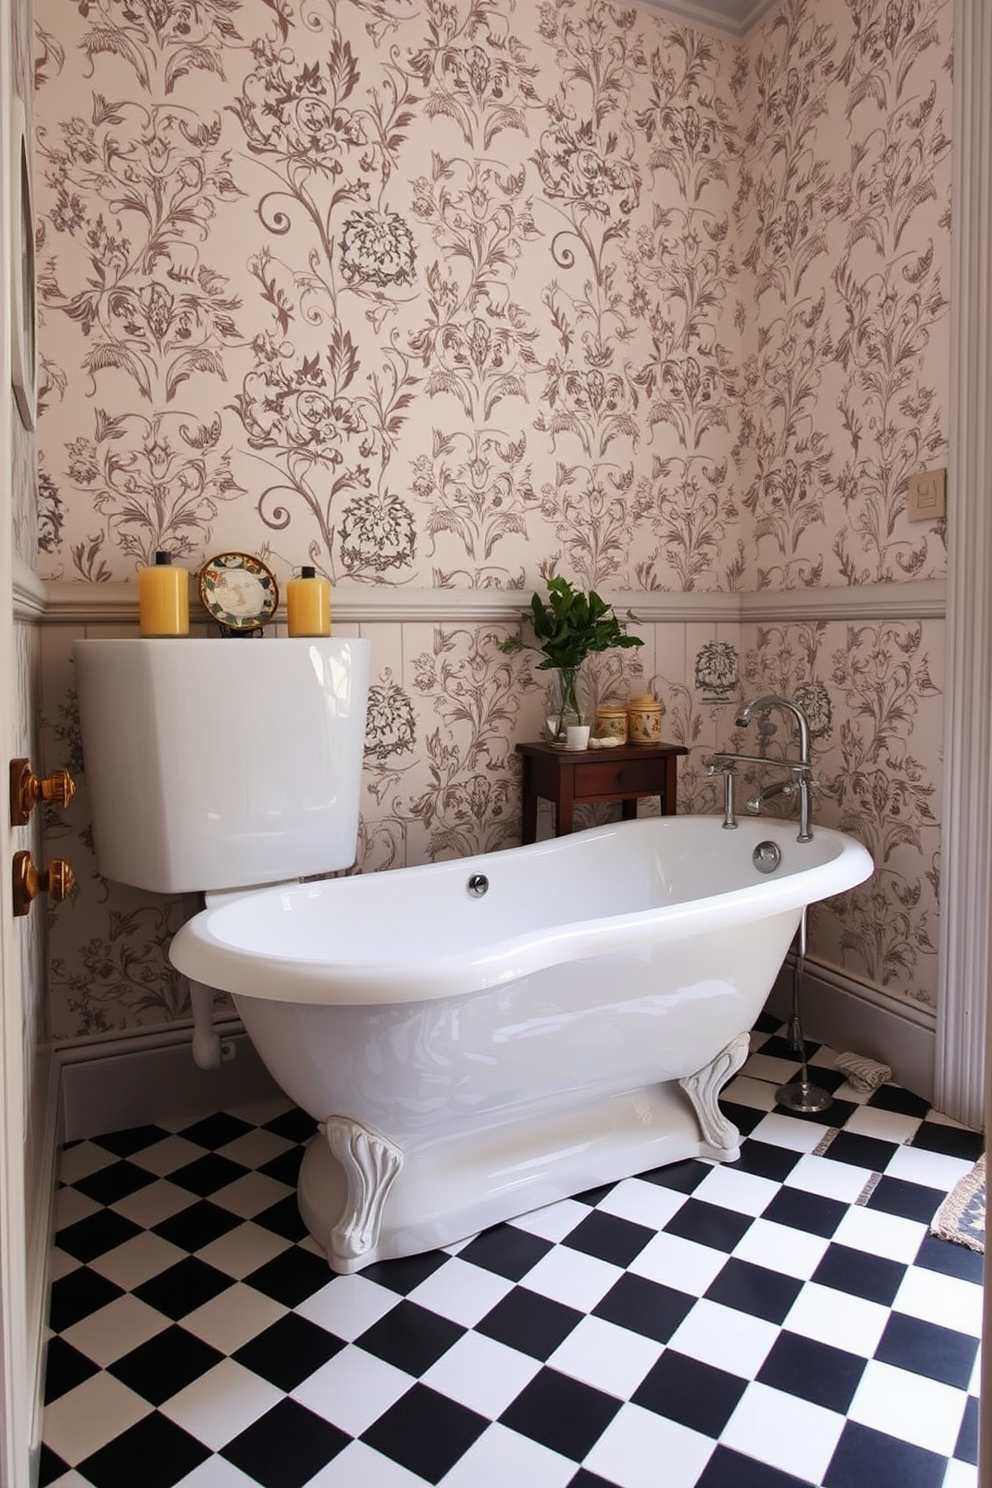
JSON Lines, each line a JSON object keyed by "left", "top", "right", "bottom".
{"left": 707, "top": 695, "right": 815, "bottom": 842}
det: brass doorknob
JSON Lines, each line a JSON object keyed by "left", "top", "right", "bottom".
{"left": 12, "top": 851, "right": 76, "bottom": 917}
{"left": 10, "top": 758, "right": 77, "bottom": 826}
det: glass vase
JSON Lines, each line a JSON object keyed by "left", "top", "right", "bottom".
{"left": 545, "top": 665, "right": 583, "bottom": 747}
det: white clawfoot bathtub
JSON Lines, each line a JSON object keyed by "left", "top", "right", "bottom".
{"left": 170, "top": 815, "right": 873, "bottom": 1273}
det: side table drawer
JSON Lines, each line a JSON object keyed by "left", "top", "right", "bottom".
{"left": 573, "top": 757, "right": 665, "bottom": 800}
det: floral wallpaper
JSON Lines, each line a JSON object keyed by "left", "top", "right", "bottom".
{"left": 34, "top": 0, "right": 951, "bottom": 1037}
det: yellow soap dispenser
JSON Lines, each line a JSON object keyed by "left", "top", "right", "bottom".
{"left": 139, "top": 551, "right": 190, "bottom": 637}
{"left": 286, "top": 566, "right": 331, "bottom": 637}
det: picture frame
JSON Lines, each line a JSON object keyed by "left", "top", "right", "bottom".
{"left": 10, "top": 96, "right": 36, "bottom": 431}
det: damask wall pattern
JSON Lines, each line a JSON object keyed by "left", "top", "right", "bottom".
{"left": 33, "top": 0, "right": 952, "bottom": 1036}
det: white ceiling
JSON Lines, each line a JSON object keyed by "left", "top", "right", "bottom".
{"left": 635, "top": 0, "right": 781, "bottom": 37}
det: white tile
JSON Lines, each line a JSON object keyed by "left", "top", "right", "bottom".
{"left": 211, "top": 1171, "right": 291, "bottom": 1219}
{"left": 847, "top": 1359, "right": 968, "bottom": 1455}
{"left": 407, "top": 1256, "right": 513, "bottom": 1327}
{"left": 111, "top": 1178, "right": 196, "bottom": 1229}
{"left": 54, "top": 1188, "right": 102, "bottom": 1230}
{"left": 667, "top": 1298, "right": 779, "bottom": 1379}
{"left": 161, "top": 1359, "right": 282, "bottom": 1450}
{"left": 174, "top": 1458, "right": 259, "bottom": 1487}
{"left": 437, "top": 1422, "right": 576, "bottom": 1488}
{"left": 61, "top": 1293, "right": 168, "bottom": 1368}
{"left": 195, "top": 1221, "right": 291, "bottom": 1279}
{"left": 692, "top": 1163, "right": 780, "bottom": 1217}
{"left": 720, "top": 1380, "right": 845, "bottom": 1481}
{"left": 831, "top": 1204, "right": 927, "bottom": 1263}
{"left": 229, "top": 1097, "right": 295, "bottom": 1128}
{"left": 583, "top": 1402, "right": 716, "bottom": 1488}
{"left": 520, "top": 1245, "right": 623, "bottom": 1312}
{"left": 303, "top": 1439, "right": 428, "bottom": 1487}
{"left": 719, "top": 1075, "right": 778, "bottom": 1112}
{"left": 182, "top": 1282, "right": 286, "bottom": 1354}
{"left": 50, "top": 1248, "right": 81, "bottom": 1283}
{"left": 741, "top": 1052, "right": 802, "bottom": 1086}
{"left": 129, "top": 1135, "right": 211, "bottom": 1178}
{"left": 893, "top": 1266, "right": 984, "bottom": 1338}
{"left": 746, "top": 1112, "right": 833, "bottom": 1154}
{"left": 732, "top": 1217, "right": 831, "bottom": 1280}
{"left": 291, "top": 1344, "right": 412, "bottom": 1435}
{"left": 942, "top": 1463, "right": 980, "bottom": 1488}
{"left": 295, "top": 1274, "right": 399, "bottom": 1340}
{"left": 217, "top": 1128, "right": 294, "bottom": 1170}
{"left": 841, "top": 1106, "right": 922, "bottom": 1145}
{"left": 783, "top": 1281, "right": 891, "bottom": 1359}
{"left": 628, "top": 1231, "right": 730, "bottom": 1297}
{"left": 547, "top": 1314, "right": 662, "bottom": 1400}
{"left": 784, "top": 1152, "right": 877, "bottom": 1204}
{"left": 595, "top": 1176, "right": 689, "bottom": 1231}
{"left": 886, "top": 1145, "right": 975, "bottom": 1192}
{"left": 43, "top": 1372, "right": 151, "bottom": 1466}
{"left": 89, "top": 1230, "right": 187, "bottom": 1290}
{"left": 421, "top": 1330, "right": 541, "bottom": 1418}
{"left": 59, "top": 1142, "right": 117, "bottom": 1186}
{"left": 509, "top": 1198, "right": 592, "bottom": 1243}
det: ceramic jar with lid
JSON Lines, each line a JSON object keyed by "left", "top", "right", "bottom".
{"left": 594, "top": 704, "right": 628, "bottom": 744}
{"left": 626, "top": 693, "right": 664, "bottom": 745}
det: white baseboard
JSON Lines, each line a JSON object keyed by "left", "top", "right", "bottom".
{"left": 58, "top": 1023, "right": 281, "bottom": 1143}
{"left": 766, "top": 958, "right": 936, "bottom": 1105}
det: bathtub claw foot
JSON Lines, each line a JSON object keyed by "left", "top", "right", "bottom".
{"left": 679, "top": 1031, "right": 751, "bottom": 1160}
{"left": 319, "top": 1117, "right": 403, "bottom": 1267}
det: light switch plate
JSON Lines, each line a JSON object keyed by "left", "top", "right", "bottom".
{"left": 907, "top": 467, "right": 946, "bottom": 522}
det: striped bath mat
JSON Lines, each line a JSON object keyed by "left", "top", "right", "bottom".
{"left": 930, "top": 1153, "right": 986, "bottom": 1253}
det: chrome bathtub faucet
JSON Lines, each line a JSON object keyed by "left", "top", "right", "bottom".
{"left": 709, "top": 695, "right": 815, "bottom": 842}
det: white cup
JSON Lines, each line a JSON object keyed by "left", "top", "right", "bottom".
{"left": 566, "top": 724, "right": 591, "bottom": 751}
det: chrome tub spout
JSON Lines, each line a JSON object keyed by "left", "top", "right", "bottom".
{"left": 734, "top": 696, "right": 814, "bottom": 842}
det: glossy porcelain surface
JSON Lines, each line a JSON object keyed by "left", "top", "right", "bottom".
{"left": 74, "top": 637, "right": 370, "bottom": 894}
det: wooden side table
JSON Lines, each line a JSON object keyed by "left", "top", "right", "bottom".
{"left": 515, "top": 740, "right": 689, "bottom": 843}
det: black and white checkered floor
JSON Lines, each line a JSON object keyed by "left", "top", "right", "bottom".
{"left": 41, "top": 1016, "right": 983, "bottom": 1488}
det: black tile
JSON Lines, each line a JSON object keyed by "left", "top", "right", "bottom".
{"left": 176, "top": 1112, "right": 254, "bottom": 1150}
{"left": 757, "top": 1330, "right": 866, "bottom": 1413}
{"left": 357, "top": 1300, "right": 464, "bottom": 1376}
{"left": 913, "top": 1231, "right": 985, "bottom": 1284}
{"left": 476, "top": 1286, "right": 583, "bottom": 1360}
{"left": 500, "top": 1368, "right": 621, "bottom": 1460}
{"left": 361, "top": 1249, "right": 450, "bottom": 1295}
{"left": 78, "top": 1411, "right": 210, "bottom": 1488}
{"left": 955, "top": 1394, "right": 980, "bottom": 1465}
{"left": 752, "top": 1010, "right": 783, "bottom": 1036}
{"left": 875, "top": 1311, "right": 979, "bottom": 1389}
{"left": 133, "top": 1256, "right": 233, "bottom": 1321}
{"left": 865, "top": 1085, "right": 930, "bottom": 1120}
{"left": 632, "top": 1350, "right": 746, "bottom": 1436}
{"left": 223, "top": 1398, "right": 349, "bottom": 1488}
{"left": 244, "top": 1244, "right": 333, "bottom": 1307}
{"left": 48, "top": 1267, "right": 125, "bottom": 1333}
{"left": 823, "top": 1420, "right": 948, "bottom": 1488}
{"left": 151, "top": 1199, "right": 241, "bottom": 1253}
{"left": 811, "top": 1243, "right": 906, "bottom": 1306}
{"left": 109, "top": 1325, "right": 224, "bottom": 1406}
{"left": 718, "top": 1100, "right": 768, "bottom": 1139}
{"left": 704, "top": 1258, "right": 802, "bottom": 1325}
{"left": 663, "top": 1197, "right": 753, "bottom": 1252}
{"left": 563, "top": 1210, "right": 655, "bottom": 1268}
{"left": 73, "top": 1160, "right": 157, "bottom": 1207}
{"left": 568, "top": 1474, "right": 622, "bottom": 1488}
{"left": 262, "top": 1106, "right": 317, "bottom": 1144}
{"left": 361, "top": 1383, "right": 487, "bottom": 1483}
{"left": 696, "top": 1445, "right": 814, "bottom": 1487}
{"left": 732, "top": 1139, "right": 803, "bottom": 1183}
{"left": 43, "top": 1336, "right": 100, "bottom": 1403}
{"left": 253, "top": 1194, "right": 309, "bottom": 1243}
{"left": 258, "top": 1145, "right": 304, "bottom": 1187}
{"left": 640, "top": 1157, "right": 711, "bottom": 1194}
{"left": 761, "top": 1185, "right": 846, "bottom": 1237}
{"left": 865, "top": 1175, "right": 944, "bottom": 1223}
{"left": 55, "top": 1207, "right": 142, "bottom": 1264}
{"left": 572, "top": 1180, "right": 617, "bottom": 1206}
{"left": 37, "top": 1442, "right": 70, "bottom": 1488}
{"left": 233, "top": 1312, "right": 346, "bottom": 1391}
{"left": 910, "top": 1122, "right": 983, "bottom": 1162}
{"left": 818, "top": 1130, "right": 898, "bottom": 1172}
{"left": 776, "top": 1094, "right": 858, "bottom": 1128}
{"left": 758, "top": 1034, "right": 818, "bottom": 1064}
{"left": 93, "top": 1124, "right": 171, "bottom": 1158}
{"left": 169, "top": 1153, "right": 251, "bottom": 1198}
{"left": 593, "top": 1273, "right": 695, "bottom": 1343}
{"left": 458, "top": 1223, "right": 552, "bottom": 1281}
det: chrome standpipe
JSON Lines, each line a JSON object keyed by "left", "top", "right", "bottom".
{"left": 775, "top": 908, "right": 833, "bottom": 1114}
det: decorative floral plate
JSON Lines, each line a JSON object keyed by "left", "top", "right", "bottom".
{"left": 198, "top": 552, "right": 279, "bottom": 632}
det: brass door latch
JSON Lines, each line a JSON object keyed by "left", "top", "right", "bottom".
{"left": 10, "top": 758, "right": 77, "bottom": 826}
{"left": 12, "top": 851, "right": 76, "bottom": 917}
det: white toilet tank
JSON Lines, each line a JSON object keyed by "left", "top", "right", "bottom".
{"left": 74, "top": 638, "right": 371, "bottom": 894}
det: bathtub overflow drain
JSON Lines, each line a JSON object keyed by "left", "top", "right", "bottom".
{"left": 467, "top": 873, "right": 490, "bottom": 897}
{"left": 753, "top": 841, "right": 782, "bottom": 874}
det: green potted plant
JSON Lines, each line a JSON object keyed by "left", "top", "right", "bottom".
{"left": 499, "top": 577, "right": 644, "bottom": 743}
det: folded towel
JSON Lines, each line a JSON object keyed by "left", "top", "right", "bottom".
{"left": 836, "top": 1051, "right": 892, "bottom": 1093}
